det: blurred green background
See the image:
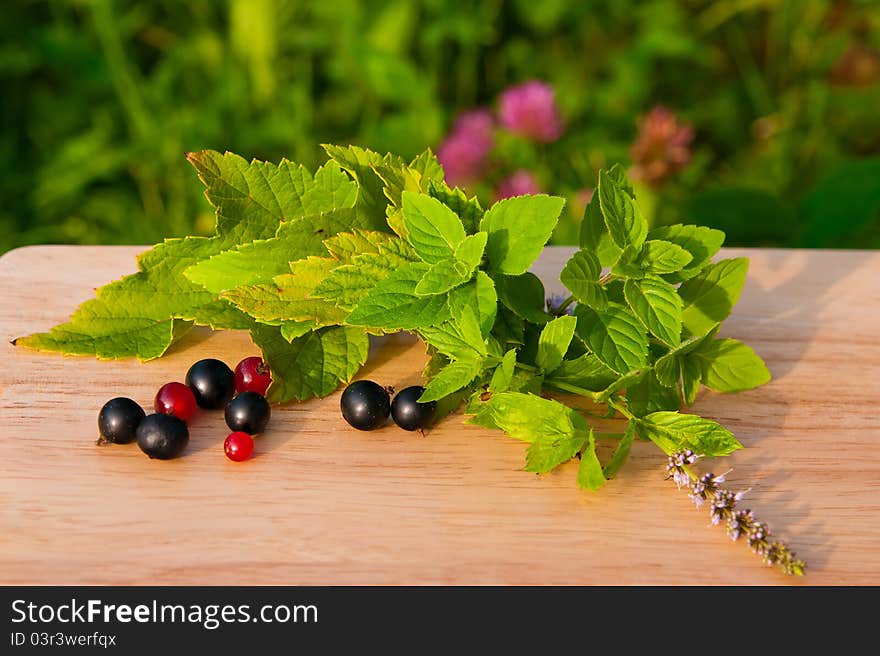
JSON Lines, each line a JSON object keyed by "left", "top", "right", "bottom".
{"left": 2, "top": 0, "right": 879, "bottom": 253}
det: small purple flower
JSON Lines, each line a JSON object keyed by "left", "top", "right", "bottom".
{"left": 437, "top": 108, "right": 495, "bottom": 187}
{"left": 498, "top": 80, "right": 564, "bottom": 143}
{"left": 495, "top": 169, "right": 542, "bottom": 200}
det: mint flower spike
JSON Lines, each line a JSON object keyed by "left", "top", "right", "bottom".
{"left": 666, "top": 451, "right": 806, "bottom": 576}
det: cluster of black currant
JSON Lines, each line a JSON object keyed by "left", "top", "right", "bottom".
{"left": 340, "top": 381, "right": 436, "bottom": 433}
{"left": 96, "top": 356, "right": 273, "bottom": 462}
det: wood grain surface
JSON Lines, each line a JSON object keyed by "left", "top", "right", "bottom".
{"left": 0, "top": 245, "right": 878, "bottom": 585}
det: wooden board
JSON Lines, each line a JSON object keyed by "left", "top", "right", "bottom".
{"left": 0, "top": 245, "right": 878, "bottom": 585}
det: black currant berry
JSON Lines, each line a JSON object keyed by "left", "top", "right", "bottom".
{"left": 340, "top": 380, "right": 391, "bottom": 431}
{"left": 185, "top": 358, "right": 235, "bottom": 409}
{"left": 224, "top": 391, "right": 271, "bottom": 435}
{"left": 136, "top": 413, "right": 189, "bottom": 460}
{"left": 97, "top": 397, "right": 145, "bottom": 444}
{"left": 391, "top": 386, "right": 436, "bottom": 431}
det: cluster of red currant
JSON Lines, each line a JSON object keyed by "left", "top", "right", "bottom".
{"left": 96, "top": 356, "right": 272, "bottom": 462}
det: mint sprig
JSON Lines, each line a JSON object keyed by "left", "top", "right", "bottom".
{"left": 17, "top": 145, "right": 800, "bottom": 575}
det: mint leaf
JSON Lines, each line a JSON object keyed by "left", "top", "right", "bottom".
{"left": 543, "top": 353, "right": 618, "bottom": 394}
{"left": 419, "top": 306, "right": 487, "bottom": 360}
{"left": 448, "top": 271, "right": 497, "bottom": 337}
{"left": 637, "top": 411, "right": 743, "bottom": 456}
{"left": 536, "top": 315, "right": 577, "bottom": 374}
{"left": 602, "top": 422, "right": 635, "bottom": 479}
{"left": 495, "top": 272, "right": 551, "bottom": 324}
{"left": 426, "top": 179, "right": 484, "bottom": 234}
{"left": 489, "top": 349, "right": 517, "bottom": 392}
{"left": 647, "top": 224, "right": 725, "bottom": 282}
{"left": 612, "top": 240, "right": 693, "bottom": 278}
{"left": 626, "top": 370, "right": 681, "bottom": 416}
{"left": 467, "top": 392, "right": 574, "bottom": 442}
{"left": 579, "top": 193, "right": 622, "bottom": 267}
{"left": 623, "top": 276, "right": 683, "bottom": 347}
{"left": 420, "top": 357, "right": 483, "bottom": 403}
{"left": 401, "top": 191, "right": 467, "bottom": 263}
{"left": 345, "top": 262, "right": 451, "bottom": 329}
{"left": 481, "top": 195, "right": 566, "bottom": 275}
{"left": 592, "top": 368, "right": 647, "bottom": 404}
{"left": 654, "top": 326, "right": 720, "bottom": 387}
{"left": 678, "top": 258, "right": 749, "bottom": 335}
{"left": 598, "top": 169, "right": 647, "bottom": 251}
{"left": 560, "top": 249, "right": 607, "bottom": 310}
{"left": 574, "top": 303, "right": 648, "bottom": 375}
{"left": 681, "top": 357, "right": 702, "bottom": 405}
{"left": 692, "top": 338, "right": 771, "bottom": 392}
{"left": 408, "top": 148, "right": 445, "bottom": 181}
{"left": 577, "top": 429, "right": 606, "bottom": 490}
{"left": 251, "top": 323, "right": 369, "bottom": 403}
{"left": 414, "top": 231, "right": 486, "bottom": 296}
{"left": 525, "top": 431, "right": 587, "bottom": 473}
{"left": 322, "top": 229, "right": 389, "bottom": 262}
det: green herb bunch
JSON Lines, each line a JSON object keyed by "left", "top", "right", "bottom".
{"left": 17, "top": 145, "right": 798, "bottom": 574}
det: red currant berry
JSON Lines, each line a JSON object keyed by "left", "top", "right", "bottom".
{"left": 224, "top": 431, "right": 254, "bottom": 462}
{"left": 154, "top": 382, "right": 197, "bottom": 422}
{"left": 234, "top": 357, "right": 272, "bottom": 396}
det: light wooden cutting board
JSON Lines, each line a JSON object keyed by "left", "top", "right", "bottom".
{"left": 0, "top": 245, "right": 877, "bottom": 585}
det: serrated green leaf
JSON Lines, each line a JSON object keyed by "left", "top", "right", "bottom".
{"left": 312, "top": 236, "right": 419, "bottom": 310}
{"left": 481, "top": 194, "right": 566, "bottom": 275}
{"left": 401, "top": 191, "right": 467, "bottom": 263}
{"left": 187, "top": 151, "right": 358, "bottom": 243}
{"left": 495, "top": 272, "right": 551, "bottom": 324}
{"left": 467, "top": 392, "right": 574, "bottom": 443}
{"left": 543, "top": 352, "right": 619, "bottom": 393}
{"left": 489, "top": 349, "right": 518, "bottom": 392}
{"left": 654, "top": 326, "right": 720, "bottom": 387}
{"left": 536, "top": 315, "right": 577, "bottom": 374}
{"left": 420, "top": 357, "right": 484, "bottom": 403}
{"left": 678, "top": 258, "right": 749, "bottom": 335}
{"left": 419, "top": 305, "right": 487, "bottom": 360}
{"left": 525, "top": 430, "right": 587, "bottom": 474}
{"left": 251, "top": 323, "right": 369, "bottom": 403}
{"left": 648, "top": 224, "right": 725, "bottom": 282}
{"left": 577, "top": 429, "right": 606, "bottom": 490}
{"left": 413, "top": 231, "right": 486, "bottom": 296}
{"left": 626, "top": 370, "right": 681, "bottom": 417}
{"left": 345, "top": 262, "right": 451, "bottom": 329}
{"left": 409, "top": 148, "right": 445, "bottom": 181}
{"left": 280, "top": 321, "right": 314, "bottom": 342}
{"left": 448, "top": 270, "right": 497, "bottom": 338}
{"left": 606, "top": 163, "right": 635, "bottom": 196}
{"left": 602, "top": 422, "right": 635, "bottom": 479}
{"left": 18, "top": 149, "right": 352, "bottom": 360}
{"left": 623, "top": 276, "right": 683, "bottom": 347}
{"left": 574, "top": 303, "right": 648, "bottom": 374}
{"left": 222, "top": 257, "right": 348, "bottom": 328}
{"left": 184, "top": 207, "right": 373, "bottom": 294}
{"left": 638, "top": 240, "right": 694, "bottom": 274}
{"left": 637, "top": 411, "right": 743, "bottom": 456}
{"left": 598, "top": 169, "right": 647, "bottom": 251}
{"left": 681, "top": 357, "right": 702, "bottom": 405}
{"left": 322, "top": 229, "right": 389, "bottom": 262}
{"left": 692, "top": 338, "right": 771, "bottom": 392}
{"left": 426, "top": 179, "right": 483, "bottom": 234}
{"left": 579, "top": 193, "right": 622, "bottom": 267}
{"left": 322, "top": 143, "right": 401, "bottom": 226}
{"left": 560, "top": 249, "right": 607, "bottom": 310}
